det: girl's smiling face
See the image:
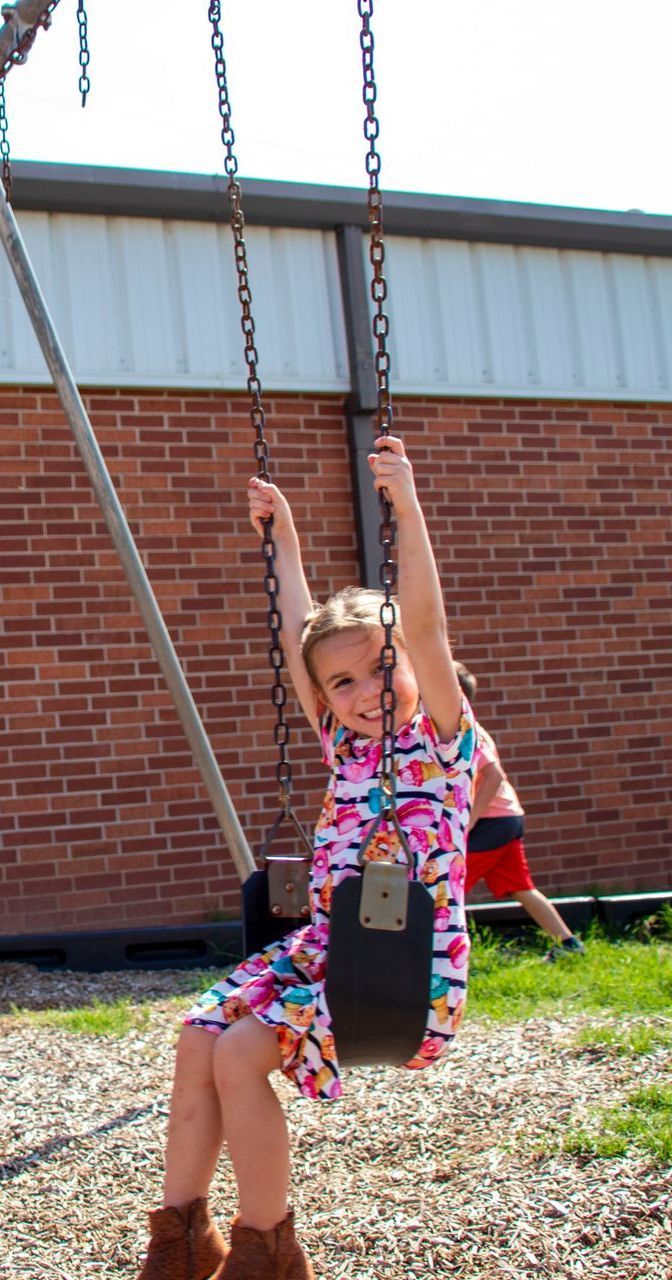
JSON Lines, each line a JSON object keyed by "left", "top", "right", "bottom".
{"left": 311, "top": 626, "right": 419, "bottom": 737}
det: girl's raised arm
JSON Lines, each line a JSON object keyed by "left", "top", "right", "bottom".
{"left": 368, "top": 438, "right": 463, "bottom": 743}
{"left": 248, "top": 477, "right": 320, "bottom": 737}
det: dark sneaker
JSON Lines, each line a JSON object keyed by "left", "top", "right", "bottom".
{"left": 543, "top": 935, "right": 586, "bottom": 963}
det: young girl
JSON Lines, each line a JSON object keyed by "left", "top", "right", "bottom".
{"left": 136, "top": 437, "right": 475, "bottom": 1280}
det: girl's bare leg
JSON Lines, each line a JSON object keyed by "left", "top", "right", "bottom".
{"left": 163, "top": 1026, "right": 224, "bottom": 1207}
{"left": 516, "top": 888, "right": 573, "bottom": 942}
{"left": 212, "top": 1015, "right": 288, "bottom": 1232}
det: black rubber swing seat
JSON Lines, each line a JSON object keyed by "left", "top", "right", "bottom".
{"left": 324, "top": 870, "right": 434, "bottom": 1067}
{"left": 242, "top": 855, "right": 434, "bottom": 1069}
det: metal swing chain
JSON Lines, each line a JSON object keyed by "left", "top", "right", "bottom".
{"left": 207, "top": 1, "right": 305, "bottom": 840}
{"left": 0, "top": 78, "right": 10, "bottom": 201}
{"left": 358, "top": 0, "right": 398, "bottom": 810}
{"left": 76, "top": 0, "right": 89, "bottom": 106}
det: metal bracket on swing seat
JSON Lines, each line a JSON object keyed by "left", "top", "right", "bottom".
{"left": 359, "top": 860, "right": 409, "bottom": 931}
{"left": 261, "top": 801, "right": 312, "bottom": 921}
{"left": 267, "top": 854, "right": 311, "bottom": 921}
{"left": 242, "top": 801, "right": 312, "bottom": 957}
{"left": 356, "top": 805, "right": 412, "bottom": 931}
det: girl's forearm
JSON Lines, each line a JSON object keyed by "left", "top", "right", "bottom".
{"left": 268, "top": 520, "right": 320, "bottom": 733}
{"left": 273, "top": 524, "right": 312, "bottom": 648}
{"left": 395, "top": 501, "right": 447, "bottom": 641}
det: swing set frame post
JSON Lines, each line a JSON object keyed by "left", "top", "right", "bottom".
{"left": 0, "top": 191, "right": 257, "bottom": 885}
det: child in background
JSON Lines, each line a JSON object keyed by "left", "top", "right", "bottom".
{"left": 454, "top": 662, "right": 585, "bottom": 963}
{"left": 135, "top": 437, "right": 475, "bottom": 1280}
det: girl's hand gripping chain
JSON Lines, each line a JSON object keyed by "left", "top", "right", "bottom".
{"left": 248, "top": 475, "right": 295, "bottom": 541}
{"left": 367, "top": 434, "right": 420, "bottom": 519}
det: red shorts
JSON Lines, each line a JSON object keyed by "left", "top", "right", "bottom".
{"left": 465, "top": 837, "right": 535, "bottom": 899}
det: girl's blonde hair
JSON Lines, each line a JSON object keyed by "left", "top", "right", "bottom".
{"left": 301, "top": 586, "right": 406, "bottom": 689}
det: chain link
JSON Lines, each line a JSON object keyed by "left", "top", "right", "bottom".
{"left": 77, "top": 0, "right": 90, "bottom": 106}
{"left": 0, "top": 76, "right": 10, "bottom": 201}
{"left": 0, "top": 0, "right": 62, "bottom": 82}
{"left": 358, "top": 0, "right": 392, "bottom": 439}
{"left": 357, "top": 0, "right": 398, "bottom": 806}
{"left": 207, "top": 0, "right": 295, "bottom": 811}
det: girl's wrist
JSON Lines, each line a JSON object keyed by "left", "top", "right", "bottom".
{"left": 394, "top": 495, "right": 424, "bottom": 523}
{"left": 274, "top": 522, "right": 301, "bottom": 555}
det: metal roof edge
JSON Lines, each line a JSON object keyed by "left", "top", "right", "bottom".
{"left": 10, "top": 160, "right": 672, "bottom": 255}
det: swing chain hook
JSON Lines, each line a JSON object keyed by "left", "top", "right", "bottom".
{"left": 358, "top": 0, "right": 398, "bottom": 808}
{"left": 208, "top": 0, "right": 296, "bottom": 820}
{"left": 0, "top": 1, "right": 62, "bottom": 80}
{"left": 76, "top": 0, "right": 90, "bottom": 107}
{"left": 0, "top": 0, "right": 65, "bottom": 200}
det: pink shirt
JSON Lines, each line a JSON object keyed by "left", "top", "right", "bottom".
{"left": 472, "top": 723, "right": 524, "bottom": 819}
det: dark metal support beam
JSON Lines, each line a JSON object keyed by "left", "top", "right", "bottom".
{"left": 347, "top": 412, "right": 384, "bottom": 589}
{"left": 337, "top": 224, "right": 381, "bottom": 588}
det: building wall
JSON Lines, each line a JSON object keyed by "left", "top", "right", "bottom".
{"left": 385, "top": 237, "right": 672, "bottom": 401}
{"left": 6, "top": 207, "right": 672, "bottom": 406}
{"left": 1, "top": 388, "right": 670, "bottom": 935}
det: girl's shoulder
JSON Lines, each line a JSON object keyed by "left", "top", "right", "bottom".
{"left": 413, "top": 697, "right": 476, "bottom": 772}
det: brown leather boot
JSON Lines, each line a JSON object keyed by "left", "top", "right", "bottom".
{"left": 218, "top": 1210, "right": 314, "bottom": 1280}
{"left": 190, "top": 1199, "right": 229, "bottom": 1279}
{"left": 137, "top": 1197, "right": 228, "bottom": 1280}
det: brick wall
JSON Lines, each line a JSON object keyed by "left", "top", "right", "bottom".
{"left": 401, "top": 398, "right": 672, "bottom": 899}
{"left": 1, "top": 389, "right": 670, "bottom": 935}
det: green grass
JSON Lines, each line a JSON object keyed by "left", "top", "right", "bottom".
{"left": 11, "top": 996, "right": 152, "bottom": 1038}
{"left": 573, "top": 1021, "right": 672, "bottom": 1056}
{"left": 8, "top": 927, "right": 672, "bottom": 1038}
{"left": 466, "top": 925, "right": 672, "bottom": 1022}
{"left": 466, "top": 924, "right": 672, "bottom": 1168}
{"left": 559, "top": 1084, "right": 672, "bottom": 1163}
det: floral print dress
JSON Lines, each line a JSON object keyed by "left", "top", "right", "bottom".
{"left": 184, "top": 698, "right": 475, "bottom": 1100}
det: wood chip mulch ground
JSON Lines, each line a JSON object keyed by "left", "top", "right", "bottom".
{"left": 1, "top": 963, "right": 670, "bottom": 1280}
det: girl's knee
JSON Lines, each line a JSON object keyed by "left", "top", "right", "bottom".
{"left": 213, "top": 1016, "right": 281, "bottom": 1090}
{"left": 174, "top": 1024, "right": 217, "bottom": 1086}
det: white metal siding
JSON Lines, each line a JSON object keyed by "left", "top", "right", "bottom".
{"left": 0, "top": 212, "right": 350, "bottom": 392}
{"left": 379, "top": 235, "right": 672, "bottom": 401}
{"left": 1, "top": 210, "right": 671, "bottom": 401}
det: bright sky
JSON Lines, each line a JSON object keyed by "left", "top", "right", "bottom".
{"left": 5, "top": 0, "right": 672, "bottom": 216}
